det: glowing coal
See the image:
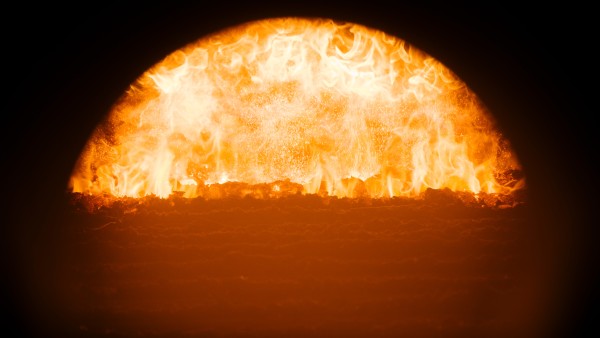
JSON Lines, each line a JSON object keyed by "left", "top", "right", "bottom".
{"left": 65, "top": 192, "right": 529, "bottom": 337}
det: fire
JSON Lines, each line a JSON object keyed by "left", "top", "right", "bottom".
{"left": 69, "top": 17, "right": 524, "bottom": 200}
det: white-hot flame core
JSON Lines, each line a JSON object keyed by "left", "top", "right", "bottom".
{"left": 70, "top": 18, "right": 523, "bottom": 199}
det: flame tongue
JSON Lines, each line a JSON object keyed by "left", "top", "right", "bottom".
{"left": 70, "top": 18, "right": 523, "bottom": 199}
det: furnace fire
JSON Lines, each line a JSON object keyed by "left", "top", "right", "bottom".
{"left": 69, "top": 17, "right": 524, "bottom": 201}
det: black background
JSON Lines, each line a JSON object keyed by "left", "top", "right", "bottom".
{"left": 3, "top": 2, "right": 597, "bottom": 337}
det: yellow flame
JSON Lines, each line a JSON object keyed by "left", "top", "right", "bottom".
{"left": 69, "top": 17, "right": 524, "bottom": 200}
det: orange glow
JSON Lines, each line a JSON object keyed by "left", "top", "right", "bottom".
{"left": 69, "top": 17, "right": 524, "bottom": 201}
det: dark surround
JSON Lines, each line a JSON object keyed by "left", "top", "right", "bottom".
{"left": 3, "top": 3, "right": 597, "bottom": 338}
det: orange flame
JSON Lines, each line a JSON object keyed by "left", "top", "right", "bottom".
{"left": 69, "top": 18, "right": 524, "bottom": 200}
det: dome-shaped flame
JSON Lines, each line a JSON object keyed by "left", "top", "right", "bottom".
{"left": 69, "top": 17, "right": 524, "bottom": 200}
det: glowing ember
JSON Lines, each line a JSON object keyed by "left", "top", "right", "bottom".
{"left": 69, "top": 17, "right": 524, "bottom": 200}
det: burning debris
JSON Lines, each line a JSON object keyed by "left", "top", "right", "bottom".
{"left": 69, "top": 186, "right": 525, "bottom": 216}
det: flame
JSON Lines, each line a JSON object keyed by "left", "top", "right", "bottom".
{"left": 69, "top": 17, "right": 524, "bottom": 200}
